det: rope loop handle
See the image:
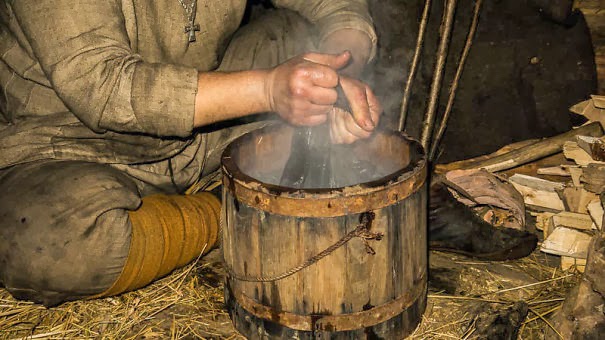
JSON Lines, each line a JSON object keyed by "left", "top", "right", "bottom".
{"left": 226, "top": 212, "right": 383, "bottom": 282}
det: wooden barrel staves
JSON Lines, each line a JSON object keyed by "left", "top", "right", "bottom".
{"left": 221, "top": 124, "right": 427, "bottom": 339}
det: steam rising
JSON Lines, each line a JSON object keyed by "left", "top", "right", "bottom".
{"left": 244, "top": 125, "right": 401, "bottom": 189}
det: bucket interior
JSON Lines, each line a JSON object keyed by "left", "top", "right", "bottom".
{"left": 226, "top": 124, "right": 422, "bottom": 190}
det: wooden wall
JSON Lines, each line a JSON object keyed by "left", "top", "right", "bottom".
{"left": 575, "top": 0, "right": 605, "bottom": 94}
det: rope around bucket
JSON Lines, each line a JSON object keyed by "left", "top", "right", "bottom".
{"left": 225, "top": 212, "right": 383, "bottom": 282}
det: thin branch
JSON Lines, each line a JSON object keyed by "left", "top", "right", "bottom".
{"left": 399, "top": 0, "right": 433, "bottom": 132}
{"left": 481, "top": 274, "right": 574, "bottom": 296}
{"left": 429, "top": 0, "right": 484, "bottom": 161}
{"left": 420, "top": 0, "right": 459, "bottom": 150}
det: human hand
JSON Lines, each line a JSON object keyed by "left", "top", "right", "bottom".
{"left": 265, "top": 51, "right": 351, "bottom": 126}
{"left": 329, "top": 76, "right": 382, "bottom": 144}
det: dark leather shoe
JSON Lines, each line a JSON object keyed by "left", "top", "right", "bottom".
{"left": 429, "top": 183, "right": 538, "bottom": 261}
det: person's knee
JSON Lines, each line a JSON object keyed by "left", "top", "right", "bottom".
{"left": 0, "top": 161, "right": 140, "bottom": 306}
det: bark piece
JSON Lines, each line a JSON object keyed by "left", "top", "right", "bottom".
{"left": 509, "top": 174, "right": 565, "bottom": 212}
{"left": 540, "top": 227, "right": 592, "bottom": 258}
{"left": 444, "top": 169, "right": 525, "bottom": 230}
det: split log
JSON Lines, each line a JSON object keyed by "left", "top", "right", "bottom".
{"left": 581, "top": 163, "right": 605, "bottom": 193}
{"left": 444, "top": 122, "right": 603, "bottom": 172}
{"left": 550, "top": 211, "right": 595, "bottom": 231}
{"left": 593, "top": 95, "right": 605, "bottom": 109}
{"left": 570, "top": 98, "right": 605, "bottom": 129}
{"left": 558, "top": 186, "right": 597, "bottom": 214}
{"left": 587, "top": 200, "right": 604, "bottom": 230}
{"left": 508, "top": 174, "right": 565, "bottom": 212}
{"left": 540, "top": 227, "right": 592, "bottom": 258}
{"left": 563, "top": 141, "right": 605, "bottom": 166}
{"left": 576, "top": 135, "right": 605, "bottom": 161}
{"left": 568, "top": 167, "right": 583, "bottom": 187}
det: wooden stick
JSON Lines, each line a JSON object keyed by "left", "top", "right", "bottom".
{"left": 429, "top": 0, "right": 483, "bottom": 161}
{"left": 456, "top": 122, "right": 603, "bottom": 172}
{"left": 398, "top": 0, "right": 433, "bottom": 132}
{"left": 420, "top": 0, "right": 459, "bottom": 150}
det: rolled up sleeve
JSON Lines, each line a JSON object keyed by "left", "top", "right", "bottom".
{"left": 272, "top": 0, "right": 378, "bottom": 60}
{"left": 10, "top": 0, "right": 197, "bottom": 137}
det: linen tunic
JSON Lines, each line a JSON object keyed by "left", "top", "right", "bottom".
{"left": 0, "top": 0, "right": 376, "bottom": 169}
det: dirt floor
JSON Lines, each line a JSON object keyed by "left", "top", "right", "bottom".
{"left": 0, "top": 240, "right": 582, "bottom": 339}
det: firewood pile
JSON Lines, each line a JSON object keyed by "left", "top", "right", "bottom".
{"left": 509, "top": 95, "right": 605, "bottom": 273}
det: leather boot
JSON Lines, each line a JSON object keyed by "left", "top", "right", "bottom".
{"left": 428, "top": 183, "right": 538, "bottom": 261}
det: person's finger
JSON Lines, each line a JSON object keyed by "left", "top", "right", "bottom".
{"left": 365, "top": 85, "right": 382, "bottom": 126}
{"left": 302, "top": 51, "right": 351, "bottom": 70}
{"left": 330, "top": 109, "right": 347, "bottom": 144}
{"left": 344, "top": 113, "right": 372, "bottom": 139}
{"left": 306, "top": 87, "right": 338, "bottom": 105}
{"left": 305, "top": 64, "right": 340, "bottom": 88}
{"left": 301, "top": 103, "right": 333, "bottom": 117}
{"left": 340, "top": 78, "right": 374, "bottom": 132}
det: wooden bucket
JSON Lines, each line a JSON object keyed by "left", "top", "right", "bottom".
{"left": 221, "top": 124, "right": 427, "bottom": 339}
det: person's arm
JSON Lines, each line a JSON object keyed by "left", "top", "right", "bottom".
{"left": 193, "top": 52, "right": 351, "bottom": 128}
{"left": 9, "top": 0, "right": 349, "bottom": 137}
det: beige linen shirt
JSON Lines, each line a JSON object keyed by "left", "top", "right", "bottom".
{"left": 0, "top": 0, "right": 376, "bottom": 169}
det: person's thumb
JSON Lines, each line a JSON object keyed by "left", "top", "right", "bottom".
{"left": 303, "top": 51, "right": 351, "bottom": 70}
